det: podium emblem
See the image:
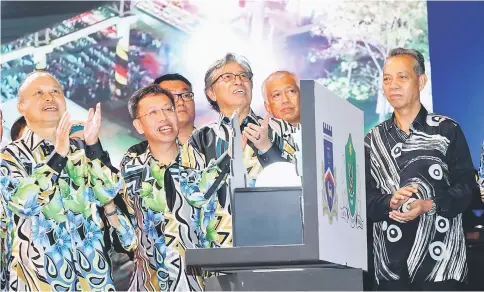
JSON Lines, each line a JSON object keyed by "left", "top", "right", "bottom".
{"left": 341, "top": 133, "right": 363, "bottom": 229}
{"left": 345, "top": 134, "right": 357, "bottom": 216}
{"left": 322, "top": 123, "right": 337, "bottom": 224}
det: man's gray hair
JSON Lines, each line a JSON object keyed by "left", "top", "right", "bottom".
{"left": 204, "top": 53, "right": 253, "bottom": 112}
{"left": 387, "top": 48, "right": 426, "bottom": 76}
{"left": 261, "top": 70, "right": 300, "bottom": 102}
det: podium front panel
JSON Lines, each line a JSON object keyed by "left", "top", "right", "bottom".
{"left": 186, "top": 80, "right": 367, "bottom": 271}
{"left": 301, "top": 80, "right": 368, "bottom": 270}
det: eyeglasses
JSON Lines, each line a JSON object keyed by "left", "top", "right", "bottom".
{"left": 211, "top": 72, "right": 253, "bottom": 86}
{"left": 137, "top": 107, "right": 176, "bottom": 119}
{"left": 172, "top": 92, "right": 194, "bottom": 102}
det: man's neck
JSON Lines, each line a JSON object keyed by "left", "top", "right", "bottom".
{"left": 28, "top": 123, "right": 58, "bottom": 143}
{"left": 394, "top": 102, "right": 422, "bottom": 134}
{"left": 177, "top": 124, "right": 195, "bottom": 144}
{"left": 149, "top": 140, "right": 179, "bottom": 165}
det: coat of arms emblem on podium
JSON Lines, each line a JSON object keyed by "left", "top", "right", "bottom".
{"left": 341, "top": 134, "right": 363, "bottom": 229}
{"left": 322, "top": 123, "right": 337, "bottom": 224}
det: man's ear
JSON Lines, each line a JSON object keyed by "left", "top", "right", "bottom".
{"left": 206, "top": 87, "right": 216, "bottom": 103}
{"left": 133, "top": 119, "right": 144, "bottom": 135}
{"left": 418, "top": 74, "right": 428, "bottom": 92}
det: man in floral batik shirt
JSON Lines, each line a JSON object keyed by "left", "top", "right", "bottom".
{"left": 0, "top": 109, "right": 10, "bottom": 291}
{"left": 0, "top": 71, "right": 137, "bottom": 291}
{"left": 181, "top": 53, "right": 298, "bottom": 248}
{"left": 117, "top": 85, "right": 231, "bottom": 291}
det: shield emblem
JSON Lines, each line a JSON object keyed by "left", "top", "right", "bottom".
{"left": 324, "top": 170, "right": 335, "bottom": 211}
{"left": 345, "top": 134, "right": 357, "bottom": 216}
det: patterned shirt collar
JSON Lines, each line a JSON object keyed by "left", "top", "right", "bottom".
{"left": 217, "top": 108, "right": 260, "bottom": 129}
{"left": 384, "top": 105, "right": 428, "bottom": 132}
{"left": 22, "top": 128, "right": 54, "bottom": 152}
{"left": 140, "top": 141, "right": 182, "bottom": 167}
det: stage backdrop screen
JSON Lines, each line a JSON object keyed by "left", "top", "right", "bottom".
{"left": 1, "top": 0, "right": 432, "bottom": 167}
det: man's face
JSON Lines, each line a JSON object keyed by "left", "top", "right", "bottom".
{"left": 133, "top": 94, "right": 179, "bottom": 144}
{"left": 159, "top": 80, "right": 195, "bottom": 128}
{"left": 17, "top": 73, "right": 67, "bottom": 126}
{"left": 264, "top": 74, "right": 300, "bottom": 125}
{"left": 382, "top": 55, "right": 427, "bottom": 110}
{"left": 207, "top": 61, "right": 252, "bottom": 116}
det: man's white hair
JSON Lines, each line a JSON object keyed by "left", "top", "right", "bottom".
{"left": 261, "top": 71, "right": 300, "bottom": 102}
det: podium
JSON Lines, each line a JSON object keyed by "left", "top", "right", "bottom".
{"left": 186, "top": 80, "right": 367, "bottom": 291}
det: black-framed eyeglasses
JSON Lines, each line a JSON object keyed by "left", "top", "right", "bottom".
{"left": 211, "top": 72, "right": 253, "bottom": 86}
{"left": 172, "top": 92, "right": 194, "bottom": 102}
{"left": 136, "top": 107, "right": 176, "bottom": 119}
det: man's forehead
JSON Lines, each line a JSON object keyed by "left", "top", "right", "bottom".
{"left": 160, "top": 80, "right": 191, "bottom": 91}
{"left": 384, "top": 55, "right": 416, "bottom": 70}
{"left": 140, "top": 94, "right": 171, "bottom": 105}
{"left": 268, "top": 75, "right": 297, "bottom": 87}
{"left": 218, "top": 62, "right": 245, "bottom": 73}
{"left": 20, "top": 72, "right": 61, "bottom": 91}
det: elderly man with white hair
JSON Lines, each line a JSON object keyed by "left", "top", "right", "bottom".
{"left": 262, "top": 70, "right": 301, "bottom": 126}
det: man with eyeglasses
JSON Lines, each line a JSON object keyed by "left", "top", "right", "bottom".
{"left": 114, "top": 84, "right": 231, "bottom": 291}
{"left": 154, "top": 73, "right": 196, "bottom": 144}
{"left": 181, "top": 52, "right": 298, "bottom": 248}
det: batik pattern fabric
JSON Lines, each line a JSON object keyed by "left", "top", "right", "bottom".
{"left": 183, "top": 109, "right": 298, "bottom": 248}
{"left": 365, "top": 106, "right": 478, "bottom": 284}
{"left": 0, "top": 129, "right": 137, "bottom": 291}
{"left": 119, "top": 142, "right": 230, "bottom": 291}
{"left": 0, "top": 172, "right": 14, "bottom": 292}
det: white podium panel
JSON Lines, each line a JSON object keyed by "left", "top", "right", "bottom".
{"left": 310, "top": 81, "right": 367, "bottom": 270}
{"left": 185, "top": 80, "right": 367, "bottom": 273}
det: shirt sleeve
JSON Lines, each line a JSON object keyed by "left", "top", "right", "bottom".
{"left": 87, "top": 141, "right": 138, "bottom": 251}
{"left": 433, "top": 123, "right": 478, "bottom": 218}
{"left": 365, "top": 133, "right": 392, "bottom": 222}
{"left": 86, "top": 140, "right": 123, "bottom": 207}
{"left": 1, "top": 148, "right": 66, "bottom": 217}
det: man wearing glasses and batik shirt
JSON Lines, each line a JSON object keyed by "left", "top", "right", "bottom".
{"left": 127, "top": 74, "right": 197, "bottom": 157}
{"left": 115, "top": 85, "right": 231, "bottom": 291}
{"left": 181, "top": 53, "right": 298, "bottom": 248}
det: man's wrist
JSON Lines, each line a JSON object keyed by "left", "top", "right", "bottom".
{"left": 258, "top": 142, "right": 272, "bottom": 154}
{"left": 86, "top": 138, "right": 99, "bottom": 146}
{"left": 424, "top": 199, "right": 436, "bottom": 214}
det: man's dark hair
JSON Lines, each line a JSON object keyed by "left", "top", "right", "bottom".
{"left": 387, "top": 48, "right": 426, "bottom": 76}
{"left": 11, "top": 116, "right": 27, "bottom": 141}
{"left": 128, "top": 84, "right": 175, "bottom": 119}
{"left": 153, "top": 73, "right": 192, "bottom": 88}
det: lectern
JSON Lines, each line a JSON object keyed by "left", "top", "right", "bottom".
{"left": 186, "top": 80, "right": 368, "bottom": 291}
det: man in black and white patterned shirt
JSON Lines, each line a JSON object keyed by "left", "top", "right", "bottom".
{"left": 365, "top": 48, "right": 479, "bottom": 291}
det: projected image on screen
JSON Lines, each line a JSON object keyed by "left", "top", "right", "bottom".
{"left": 1, "top": 0, "right": 432, "bottom": 165}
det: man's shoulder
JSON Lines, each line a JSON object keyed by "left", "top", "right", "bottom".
{"left": 425, "top": 112, "right": 459, "bottom": 128}
{"left": 126, "top": 140, "right": 149, "bottom": 155}
{"left": 189, "top": 123, "right": 218, "bottom": 145}
{"left": 1, "top": 139, "right": 27, "bottom": 155}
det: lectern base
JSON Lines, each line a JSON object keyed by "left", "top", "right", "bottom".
{"left": 205, "top": 267, "right": 363, "bottom": 291}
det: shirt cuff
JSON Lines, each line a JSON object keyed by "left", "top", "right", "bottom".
{"left": 47, "top": 152, "right": 68, "bottom": 175}
{"left": 257, "top": 143, "right": 284, "bottom": 168}
{"left": 217, "top": 154, "right": 231, "bottom": 171}
{"left": 85, "top": 140, "right": 104, "bottom": 160}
